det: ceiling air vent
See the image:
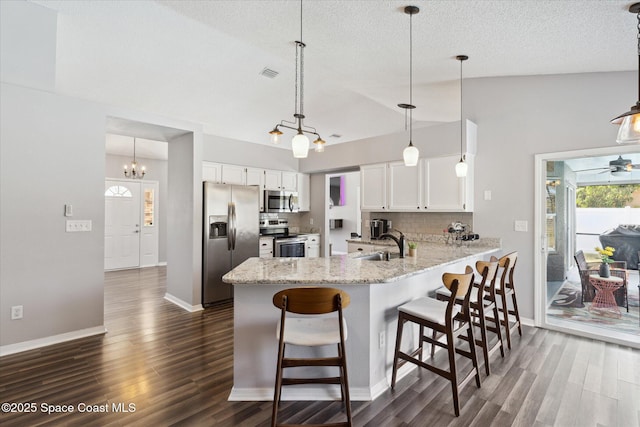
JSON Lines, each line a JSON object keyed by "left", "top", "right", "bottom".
{"left": 259, "top": 67, "right": 279, "bottom": 79}
{"left": 329, "top": 134, "right": 342, "bottom": 139}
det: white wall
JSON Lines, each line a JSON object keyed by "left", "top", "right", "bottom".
{"left": 203, "top": 134, "right": 298, "bottom": 171}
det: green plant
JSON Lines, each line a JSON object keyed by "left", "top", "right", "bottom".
{"left": 407, "top": 242, "right": 418, "bottom": 249}
{"left": 594, "top": 246, "right": 615, "bottom": 264}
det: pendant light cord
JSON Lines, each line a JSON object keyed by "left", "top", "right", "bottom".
{"left": 409, "top": 10, "right": 413, "bottom": 143}
{"left": 460, "top": 58, "right": 463, "bottom": 160}
{"left": 294, "top": 0, "right": 305, "bottom": 122}
{"left": 637, "top": 9, "right": 639, "bottom": 104}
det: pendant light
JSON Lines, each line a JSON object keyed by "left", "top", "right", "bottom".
{"left": 455, "top": 55, "right": 468, "bottom": 178}
{"left": 267, "top": 0, "right": 325, "bottom": 158}
{"left": 123, "top": 137, "right": 146, "bottom": 179}
{"left": 400, "top": 6, "right": 419, "bottom": 167}
{"left": 611, "top": 3, "right": 640, "bottom": 144}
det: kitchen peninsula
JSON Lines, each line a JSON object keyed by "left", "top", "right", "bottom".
{"left": 223, "top": 240, "right": 500, "bottom": 402}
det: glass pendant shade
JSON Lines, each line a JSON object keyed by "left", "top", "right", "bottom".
{"left": 403, "top": 143, "right": 419, "bottom": 166}
{"left": 455, "top": 160, "right": 468, "bottom": 177}
{"left": 292, "top": 132, "right": 310, "bottom": 158}
{"left": 614, "top": 112, "right": 640, "bottom": 144}
{"left": 269, "top": 128, "right": 283, "bottom": 144}
{"left": 314, "top": 137, "right": 325, "bottom": 152}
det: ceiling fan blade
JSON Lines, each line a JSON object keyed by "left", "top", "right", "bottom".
{"left": 575, "top": 167, "right": 612, "bottom": 172}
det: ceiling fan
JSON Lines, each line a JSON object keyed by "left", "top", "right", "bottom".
{"left": 574, "top": 156, "right": 640, "bottom": 175}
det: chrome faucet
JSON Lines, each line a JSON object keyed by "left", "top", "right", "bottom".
{"left": 379, "top": 230, "right": 406, "bottom": 258}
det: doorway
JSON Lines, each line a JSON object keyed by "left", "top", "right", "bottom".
{"left": 104, "top": 179, "right": 159, "bottom": 270}
{"left": 535, "top": 147, "right": 640, "bottom": 348}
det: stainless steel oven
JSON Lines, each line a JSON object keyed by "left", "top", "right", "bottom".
{"left": 265, "top": 190, "right": 299, "bottom": 213}
{"left": 274, "top": 236, "right": 307, "bottom": 257}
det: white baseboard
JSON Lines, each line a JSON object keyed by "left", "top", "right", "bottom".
{"left": 520, "top": 316, "right": 535, "bottom": 327}
{"left": 157, "top": 261, "right": 167, "bottom": 266}
{"left": 228, "top": 385, "right": 376, "bottom": 402}
{"left": 0, "top": 326, "right": 107, "bottom": 357}
{"left": 164, "top": 293, "right": 203, "bottom": 312}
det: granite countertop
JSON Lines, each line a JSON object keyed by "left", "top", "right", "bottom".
{"left": 223, "top": 241, "right": 501, "bottom": 285}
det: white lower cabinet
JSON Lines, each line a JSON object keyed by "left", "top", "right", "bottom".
{"left": 304, "top": 234, "right": 320, "bottom": 258}
{"left": 259, "top": 236, "right": 273, "bottom": 258}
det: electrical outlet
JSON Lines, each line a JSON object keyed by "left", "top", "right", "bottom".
{"left": 11, "top": 305, "right": 23, "bottom": 320}
{"left": 378, "top": 331, "right": 385, "bottom": 348}
{"left": 484, "top": 190, "right": 492, "bottom": 201}
{"left": 309, "top": 218, "right": 314, "bottom": 225}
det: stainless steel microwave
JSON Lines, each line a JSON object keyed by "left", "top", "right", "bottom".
{"left": 265, "top": 190, "right": 299, "bottom": 213}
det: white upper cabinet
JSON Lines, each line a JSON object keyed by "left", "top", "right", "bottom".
{"left": 264, "top": 169, "right": 282, "bottom": 190}
{"left": 297, "top": 173, "right": 310, "bottom": 211}
{"left": 221, "top": 164, "right": 246, "bottom": 185}
{"left": 264, "top": 169, "right": 298, "bottom": 191}
{"left": 423, "top": 154, "right": 474, "bottom": 212}
{"left": 360, "top": 155, "right": 474, "bottom": 212}
{"left": 281, "top": 171, "right": 298, "bottom": 191}
{"left": 203, "top": 162, "right": 222, "bottom": 183}
{"left": 388, "top": 161, "right": 423, "bottom": 211}
{"left": 246, "top": 167, "right": 265, "bottom": 212}
{"left": 361, "top": 163, "right": 387, "bottom": 210}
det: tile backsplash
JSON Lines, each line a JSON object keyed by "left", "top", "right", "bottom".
{"left": 362, "top": 211, "right": 473, "bottom": 240}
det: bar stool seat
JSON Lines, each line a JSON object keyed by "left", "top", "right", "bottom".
{"left": 276, "top": 317, "right": 347, "bottom": 346}
{"left": 271, "top": 287, "right": 352, "bottom": 427}
{"left": 399, "top": 297, "right": 460, "bottom": 323}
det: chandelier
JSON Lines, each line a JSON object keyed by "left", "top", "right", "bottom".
{"left": 123, "top": 137, "right": 146, "bottom": 179}
{"left": 268, "top": 0, "right": 325, "bottom": 157}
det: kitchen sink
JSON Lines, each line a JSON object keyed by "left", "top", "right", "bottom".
{"left": 355, "top": 251, "right": 400, "bottom": 261}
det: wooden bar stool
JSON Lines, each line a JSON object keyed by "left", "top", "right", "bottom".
{"left": 390, "top": 267, "right": 481, "bottom": 417}
{"left": 271, "top": 287, "right": 352, "bottom": 427}
{"left": 495, "top": 252, "right": 522, "bottom": 350}
{"left": 435, "top": 258, "right": 504, "bottom": 376}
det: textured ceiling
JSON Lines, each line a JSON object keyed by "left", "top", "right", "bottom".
{"left": 32, "top": 0, "right": 637, "bottom": 151}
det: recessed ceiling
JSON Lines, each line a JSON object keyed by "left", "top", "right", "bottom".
{"left": 33, "top": 0, "right": 636, "bottom": 149}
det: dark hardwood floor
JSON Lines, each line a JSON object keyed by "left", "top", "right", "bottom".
{"left": 1, "top": 266, "right": 639, "bottom": 426}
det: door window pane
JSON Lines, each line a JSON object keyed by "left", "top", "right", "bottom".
{"left": 144, "top": 189, "right": 154, "bottom": 227}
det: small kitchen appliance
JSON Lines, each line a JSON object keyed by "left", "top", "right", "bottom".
{"left": 370, "top": 219, "right": 392, "bottom": 240}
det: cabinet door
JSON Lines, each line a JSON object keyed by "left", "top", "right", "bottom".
{"left": 246, "top": 167, "right": 265, "bottom": 212}
{"left": 203, "top": 162, "right": 222, "bottom": 183}
{"left": 264, "top": 169, "right": 282, "bottom": 190}
{"left": 221, "top": 164, "right": 246, "bottom": 185}
{"left": 281, "top": 172, "right": 298, "bottom": 191}
{"left": 297, "top": 173, "right": 310, "bottom": 211}
{"left": 388, "top": 161, "right": 422, "bottom": 211}
{"left": 423, "top": 155, "right": 466, "bottom": 211}
{"left": 360, "top": 163, "right": 387, "bottom": 211}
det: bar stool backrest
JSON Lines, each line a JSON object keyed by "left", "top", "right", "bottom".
{"left": 272, "top": 287, "right": 350, "bottom": 314}
{"left": 498, "top": 251, "right": 518, "bottom": 290}
{"left": 475, "top": 259, "right": 499, "bottom": 299}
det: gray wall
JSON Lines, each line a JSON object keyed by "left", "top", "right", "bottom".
{"left": 299, "top": 71, "right": 633, "bottom": 320}
{"left": 203, "top": 134, "right": 297, "bottom": 171}
{"left": 1, "top": 82, "right": 107, "bottom": 346}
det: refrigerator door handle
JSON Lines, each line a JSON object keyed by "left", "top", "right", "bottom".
{"left": 288, "top": 194, "right": 293, "bottom": 212}
{"left": 227, "top": 203, "right": 233, "bottom": 250}
{"left": 231, "top": 202, "right": 237, "bottom": 250}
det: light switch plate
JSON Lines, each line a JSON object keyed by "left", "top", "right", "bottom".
{"left": 66, "top": 220, "right": 92, "bottom": 232}
{"left": 484, "top": 190, "right": 492, "bottom": 201}
{"left": 514, "top": 220, "right": 528, "bottom": 232}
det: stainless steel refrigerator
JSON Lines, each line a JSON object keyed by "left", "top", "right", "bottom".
{"left": 202, "top": 182, "right": 259, "bottom": 306}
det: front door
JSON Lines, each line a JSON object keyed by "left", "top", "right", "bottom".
{"left": 105, "top": 180, "right": 141, "bottom": 270}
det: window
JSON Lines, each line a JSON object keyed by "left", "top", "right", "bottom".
{"left": 105, "top": 185, "right": 132, "bottom": 198}
{"left": 144, "top": 189, "right": 154, "bottom": 226}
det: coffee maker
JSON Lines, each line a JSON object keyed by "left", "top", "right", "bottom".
{"left": 370, "top": 219, "right": 392, "bottom": 240}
